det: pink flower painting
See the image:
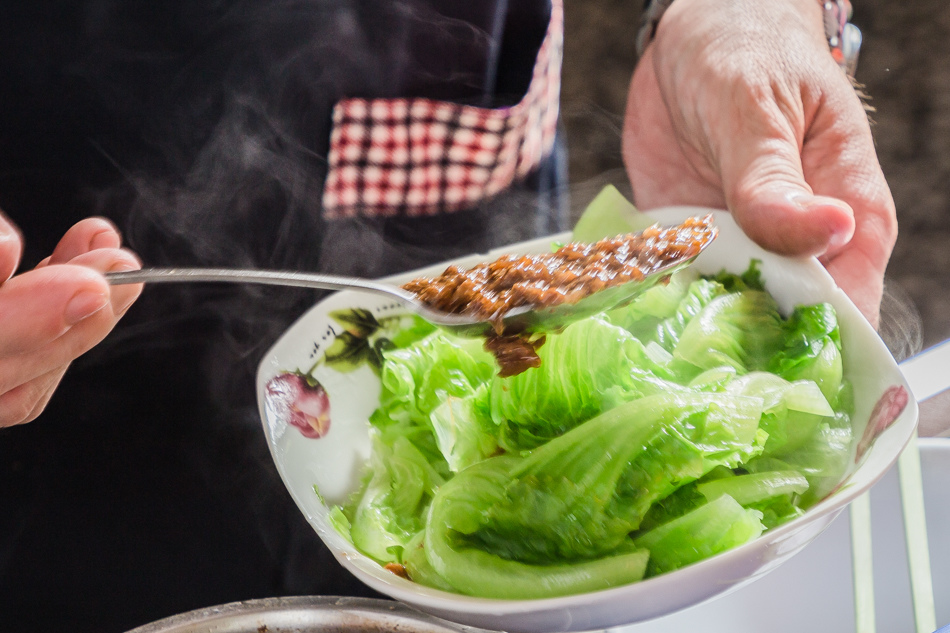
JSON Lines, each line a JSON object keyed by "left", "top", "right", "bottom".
{"left": 266, "top": 373, "right": 331, "bottom": 439}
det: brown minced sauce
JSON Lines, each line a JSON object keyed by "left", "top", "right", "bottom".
{"left": 401, "top": 215, "right": 717, "bottom": 376}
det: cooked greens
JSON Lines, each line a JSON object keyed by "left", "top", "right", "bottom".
{"left": 324, "top": 191, "right": 852, "bottom": 599}
{"left": 328, "top": 265, "right": 853, "bottom": 599}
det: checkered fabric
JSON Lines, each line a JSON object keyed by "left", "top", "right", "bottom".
{"left": 322, "top": 0, "right": 563, "bottom": 219}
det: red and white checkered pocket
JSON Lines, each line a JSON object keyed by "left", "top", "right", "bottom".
{"left": 322, "top": 0, "right": 563, "bottom": 219}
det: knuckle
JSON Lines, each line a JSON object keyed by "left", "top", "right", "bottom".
{"left": 0, "top": 388, "right": 39, "bottom": 427}
{"left": 0, "top": 374, "right": 59, "bottom": 427}
{"left": 856, "top": 178, "right": 898, "bottom": 244}
{"left": 732, "top": 164, "right": 801, "bottom": 204}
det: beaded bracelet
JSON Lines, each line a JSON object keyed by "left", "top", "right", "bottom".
{"left": 635, "top": 0, "right": 862, "bottom": 77}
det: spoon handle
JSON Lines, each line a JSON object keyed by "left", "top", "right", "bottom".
{"left": 106, "top": 268, "right": 484, "bottom": 329}
{"left": 105, "top": 268, "right": 415, "bottom": 302}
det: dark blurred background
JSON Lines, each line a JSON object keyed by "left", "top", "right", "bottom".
{"left": 0, "top": 2, "right": 946, "bottom": 631}
{"left": 561, "top": 0, "right": 947, "bottom": 356}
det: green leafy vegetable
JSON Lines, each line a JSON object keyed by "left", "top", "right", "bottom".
{"left": 724, "top": 372, "right": 834, "bottom": 455}
{"left": 324, "top": 189, "right": 855, "bottom": 599}
{"left": 616, "top": 277, "right": 729, "bottom": 353}
{"left": 673, "top": 290, "right": 785, "bottom": 376}
{"left": 429, "top": 384, "right": 498, "bottom": 472}
{"left": 373, "top": 332, "right": 495, "bottom": 430}
{"left": 487, "top": 316, "right": 682, "bottom": 450}
{"left": 347, "top": 434, "right": 445, "bottom": 564}
{"left": 771, "top": 303, "right": 844, "bottom": 404}
{"left": 705, "top": 259, "right": 766, "bottom": 292}
{"left": 633, "top": 494, "right": 764, "bottom": 576}
{"left": 429, "top": 393, "right": 762, "bottom": 575}
{"left": 570, "top": 184, "right": 653, "bottom": 242}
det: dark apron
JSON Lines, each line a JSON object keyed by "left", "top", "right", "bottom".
{"left": 0, "top": 1, "right": 565, "bottom": 631}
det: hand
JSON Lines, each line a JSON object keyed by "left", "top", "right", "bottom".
{"left": 0, "top": 212, "right": 143, "bottom": 427}
{"left": 622, "top": 0, "right": 897, "bottom": 326}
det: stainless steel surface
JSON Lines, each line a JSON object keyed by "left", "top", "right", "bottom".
{"left": 105, "top": 240, "right": 707, "bottom": 338}
{"left": 105, "top": 266, "right": 465, "bottom": 324}
{"left": 125, "top": 596, "right": 484, "bottom": 633}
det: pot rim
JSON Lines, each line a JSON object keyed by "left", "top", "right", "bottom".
{"left": 126, "top": 596, "right": 491, "bottom": 633}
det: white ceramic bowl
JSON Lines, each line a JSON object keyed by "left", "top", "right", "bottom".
{"left": 255, "top": 207, "right": 918, "bottom": 633}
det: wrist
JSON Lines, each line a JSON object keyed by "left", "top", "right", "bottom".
{"left": 637, "top": 0, "right": 861, "bottom": 76}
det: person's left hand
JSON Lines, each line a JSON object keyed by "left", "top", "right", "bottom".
{"left": 622, "top": 0, "right": 897, "bottom": 326}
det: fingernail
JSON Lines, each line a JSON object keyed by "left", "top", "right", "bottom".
{"left": 825, "top": 224, "right": 853, "bottom": 252}
{"left": 90, "top": 230, "right": 119, "bottom": 250}
{"left": 109, "top": 260, "right": 139, "bottom": 273}
{"left": 0, "top": 217, "right": 17, "bottom": 242}
{"left": 787, "top": 192, "right": 855, "bottom": 250}
{"left": 115, "top": 287, "right": 141, "bottom": 316}
{"left": 65, "top": 290, "right": 110, "bottom": 325}
{"left": 788, "top": 192, "right": 853, "bottom": 213}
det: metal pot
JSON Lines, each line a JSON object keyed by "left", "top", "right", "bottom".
{"left": 125, "top": 597, "right": 488, "bottom": 633}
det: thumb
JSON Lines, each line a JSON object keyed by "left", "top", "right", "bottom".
{"left": 720, "top": 135, "right": 856, "bottom": 258}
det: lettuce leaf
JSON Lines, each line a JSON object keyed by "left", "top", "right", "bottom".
{"left": 628, "top": 277, "right": 729, "bottom": 353}
{"left": 770, "top": 303, "right": 844, "bottom": 405}
{"left": 429, "top": 384, "right": 499, "bottom": 472}
{"left": 419, "top": 392, "right": 765, "bottom": 597}
{"left": 634, "top": 494, "right": 764, "bottom": 576}
{"left": 374, "top": 332, "right": 495, "bottom": 430}
{"left": 604, "top": 270, "right": 695, "bottom": 340}
{"left": 347, "top": 434, "right": 446, "bottom": 564}
{"left": 673, "top": 290, "right": 785, "bottom": 376}
{"left": 724, "top": 372, "right": 834, "bottom": 456}
{"left": 488, "top": 316, "right": 682, "bottom": 450}
{"left": 569, "top": 184, "right": 653, "bottom": 242}
{"left": 705, "top": 259, "right": 766, "bottom": 292}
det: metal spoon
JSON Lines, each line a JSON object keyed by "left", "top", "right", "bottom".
{"left": 106, "top": 267, "right": 486, "bottom": 332}
{"left": 105, "top": 241, "right": 710, "bottom": 338}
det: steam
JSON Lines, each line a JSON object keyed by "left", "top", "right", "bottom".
{"left": 82, "top": 0, "right": 542, "bottom": 271}
{"left": 75, "top": 0, "right": 566, "bottom": 438}
{"left": 61, "top": 2, "right": 578, "bottom": 579}
{"left": 879, "top": 280, "right": 924, "bottom": 362}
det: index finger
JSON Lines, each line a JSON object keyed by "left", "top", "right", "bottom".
{"left": 803, "top": 82, "right": 897, "bottom": 326}
{"left": 0, "top": 264, "right": 110, "bottom": 357}
{"left": 0, "top": 211, "right": 23, "bottom": 283}
{"left": 823, "top": 247, "right": 886, "bottom": 329}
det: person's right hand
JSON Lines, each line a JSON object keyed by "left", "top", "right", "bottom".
{"left": 622, "top": 0, "right": 897, "bottom": 326}
{"left": 0, "top": 211, "right": 143, "bottom": 427}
